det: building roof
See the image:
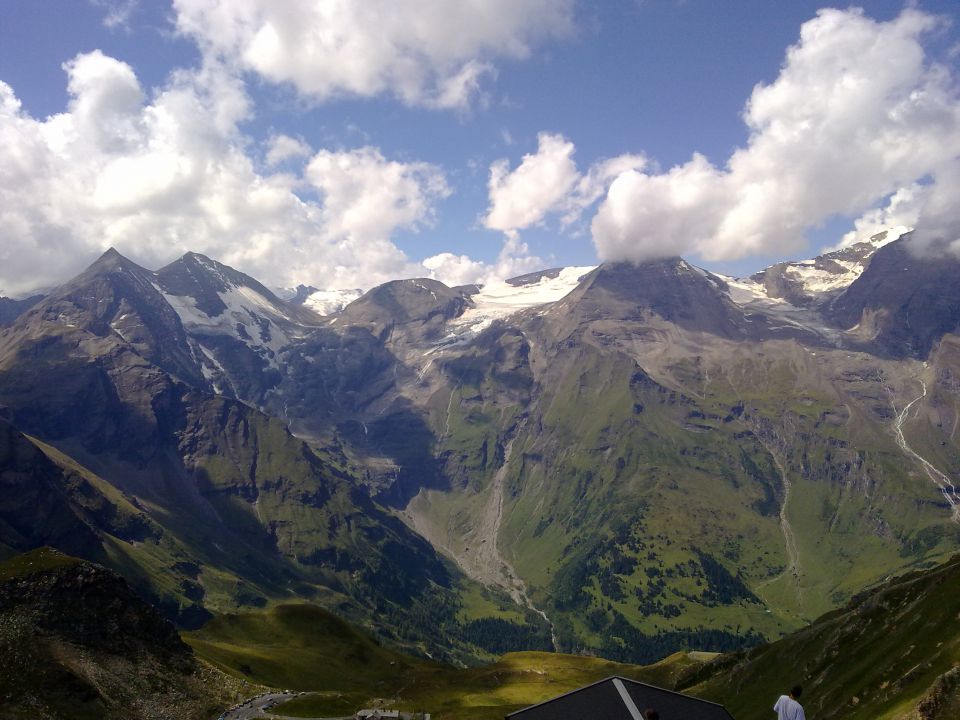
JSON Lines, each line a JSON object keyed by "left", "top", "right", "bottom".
{"left": 505, "top": 676, "right": 735, "bottom": 720}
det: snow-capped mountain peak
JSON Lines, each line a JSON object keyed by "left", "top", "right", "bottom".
{"left": 734, "top": 226, "right": 911, "bottom": 308}
{"left": 302, "top": 288, "right": 364, "bottom": 316}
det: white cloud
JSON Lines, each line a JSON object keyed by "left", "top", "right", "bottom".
{"left": 172, "top": 0, "right": 575, "bottom": 110}
{"left": 264, "top": 133, "right": 311, "bottom": 167}
{"left": 92, "top": 0, "right": 138, "bottom": 31}
{"left": 591, "top": 8, "right": 960, "bottom": 265}
{"left": 421, "top": 252, "right": 488, "bottom": 287}
{"left": 484, "top": 132, "right": 645, "bottom": 234}
{"left": 903, "top": 159, "right": 960, "bottom": 257}
{"left": 0, "top": 52, "right": 452, "bottom": 296}
{"left": 833, "top": 185, "right": 923, "bottom": 250}
{"left": 484, "top": 133, "right": 580, "bottom": 233}
{"left": 305, "top": 146, "right": 451, "bottom": 278}
{"left": 423, "top": 234, "right": 544, "bottom": 289}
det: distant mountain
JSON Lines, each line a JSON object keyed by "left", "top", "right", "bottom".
{"left": 0, "top": 249, "right": 476, "bottom": 659}
{"left": 548, "top": 258, "right": 749, "bottom": 337}
{"left": 746, "top": 228, "right": 908, "bottom": 307}
{"left": 335, "top": 277, "right": 471, "bottom": 344}
{"left": 826, "top": 238, "right": 960, "bottom": 358}
{"left": 0, "top": 547, "right": 242, "bottom": 719}
{"left": 0, "top": 293, "right": 44, "bottom": 327}
{"left": 155, "top": 251, "right": 322, "bottom": 401}
{"left": 2, "top": 233, "right": 960, "bottom": 668}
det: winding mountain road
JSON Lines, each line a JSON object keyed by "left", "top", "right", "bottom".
{"left": 218, "top": 693, "right": 298, "bottom": 719}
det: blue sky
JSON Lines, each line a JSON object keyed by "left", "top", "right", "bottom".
{"left": 0, "top": 1, "right": 958, "bottom": 295}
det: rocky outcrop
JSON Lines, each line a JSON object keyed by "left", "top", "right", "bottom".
{"left": 0, "top": 547, "right": 239, "bottom": 720}
{"left": 827, "top": 240, "right": 960, "bottom": 358}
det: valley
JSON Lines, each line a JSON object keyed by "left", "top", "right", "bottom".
{"left": 4, "top": 3, "right": 960, "bottom": 718}
{"left": 2, "top": 229, "right": 960, "bottom": 716}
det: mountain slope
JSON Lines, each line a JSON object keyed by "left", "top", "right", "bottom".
{"left": 0, "top": 250, "right": 475, "bottom": 658}
{"left": 0, "top": 294, "right": 43, "bottom": 327}
{"left": 0, "top": 547, "right": 243, "bottom": 720}
{"left": 386, "top": 241, "right": 960, "bottom": 661}
{"left": 4, "top": 237, "right": 960, "bottom": 668}
{"left": 692, "top": 553, "right": 960, "bottom": 720}
{"left": 156, "top": 252, "right": 320, "bottom": 402}
{"left": 826, "top": 239, "right": 960, "bottom": 358}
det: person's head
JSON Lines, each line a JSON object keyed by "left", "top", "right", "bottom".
{"left": 644, "top": 710, "right": 659, "bottom": 720}
{"left": 790, "top": 686, "right": 803, "bottom": 700}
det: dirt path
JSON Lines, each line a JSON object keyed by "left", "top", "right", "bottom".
{"left": 893, "top": 380, "right": 960, "bottom": 522}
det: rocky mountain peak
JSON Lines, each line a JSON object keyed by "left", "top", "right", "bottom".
{"left": 336, "top": 277, "right": 469, "bottom": 341}
{"left": 826, "top": 237, "right": 960, "bottom": 358}
{"left": 552, "top": 257, "right": 746, "bottom": 338}
{"left": 746, "top": 226, "right": 910, "bottom": 307}
{"left": 0, "top": 249, "right": 204, "bottom": 387}
{"left": 157, "top": 252, "right": 289, "bottom": 316}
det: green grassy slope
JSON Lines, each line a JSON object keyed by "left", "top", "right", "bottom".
{"left": 185, "top": 603, "right": 433, "bottom": 691}
{"left": 416, "top": 323, "right": 960, "bottom": 662}
{"left": 692, "top": 554, "right": 960, "bottom": 720}
{"left": 0, "top": 545, "right": 82, "bottom": 581}
{"left": 186, "top": 602, "right": 714, "bottom": 720}
{"left": 190, "top": 554, "right": 960, "bottom": 720}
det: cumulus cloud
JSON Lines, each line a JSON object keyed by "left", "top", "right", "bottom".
{"left": 591, "top": 8, "right": 960, "bottom": 264}
{"left": 421, "top": 252, "right": 488, "bottom": 287}
{"left": 423, "top": 234, "right": 545, "bottom": 288}
{"left": 473, "top": 132, "right": 643, "bottom": 288}
{"left": 484, "top": 132, "right": 645, "bottom": 235}
{"left": 172, "top": 0, "right": 575, "bottom": 110}
{"left": 0, "top": 51, "right": 451, "bottom": 296}
{"left": 303, "top": 147, "right": 451, "bottom": 280}
{"left": 485, "top": 133, "right": 580, "bottom": 233}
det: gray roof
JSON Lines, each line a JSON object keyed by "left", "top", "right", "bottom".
{"left": 506, "top": 676, "right": 735, "bottom": 720}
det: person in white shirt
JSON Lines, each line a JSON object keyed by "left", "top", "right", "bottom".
{"left": 774, "top": 685, "right": 805, "bottom": 720}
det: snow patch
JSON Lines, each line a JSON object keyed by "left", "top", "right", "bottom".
{"left": 435, "top": 265, "right": 595, "bottom": 346}
{"left": 156, "top": 279, "right": 298, "bottom": 368}
{"left": 303, "top": 288, "right": 363, "bottom": 316}
{"left": 782, "top": 259, "right": 862, "bottom": 294}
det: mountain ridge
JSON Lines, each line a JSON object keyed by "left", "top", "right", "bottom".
{"left": 1, "top": 231, "right": 959, "bottom": 665}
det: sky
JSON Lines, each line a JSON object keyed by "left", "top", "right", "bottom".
{"left": 0, "top": 0, "right": 958, "bottom": 296}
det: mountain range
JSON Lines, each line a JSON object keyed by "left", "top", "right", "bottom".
{"left": 2, "top": 227, "right": 960, "bottom": 663}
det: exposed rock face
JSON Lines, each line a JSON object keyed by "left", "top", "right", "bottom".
{"left": 915, "top": 667, "right": 960, "bottom": 720}
{"left": 555, "top": 259, "right": 748, "bottom": 337}
{"left": 0, "top": 553, "right": 188, "bottom": 657}
{"left": 751, "top": 235, "right": 887, "bottom": 307}
{"left": 336, "top": 277, "right": 471, "bottom": 344}
{"left": 0, "top": 294, "right": 44, "bottom": 327}
{"left": 826, "top": 240, "right": 960, "bottom": 358}
{"left": 0, "top": 548, "right": 236, "bottom": 720}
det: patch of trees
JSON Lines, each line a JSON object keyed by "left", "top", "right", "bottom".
{"left": 460, "top": 617, "right": 553, "bottom": 654}
{"left": 598, "top": 611, "right": 766, "bottom": 665}
{"left": 694, "top": 550, "right": 759, "bottom": 605}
